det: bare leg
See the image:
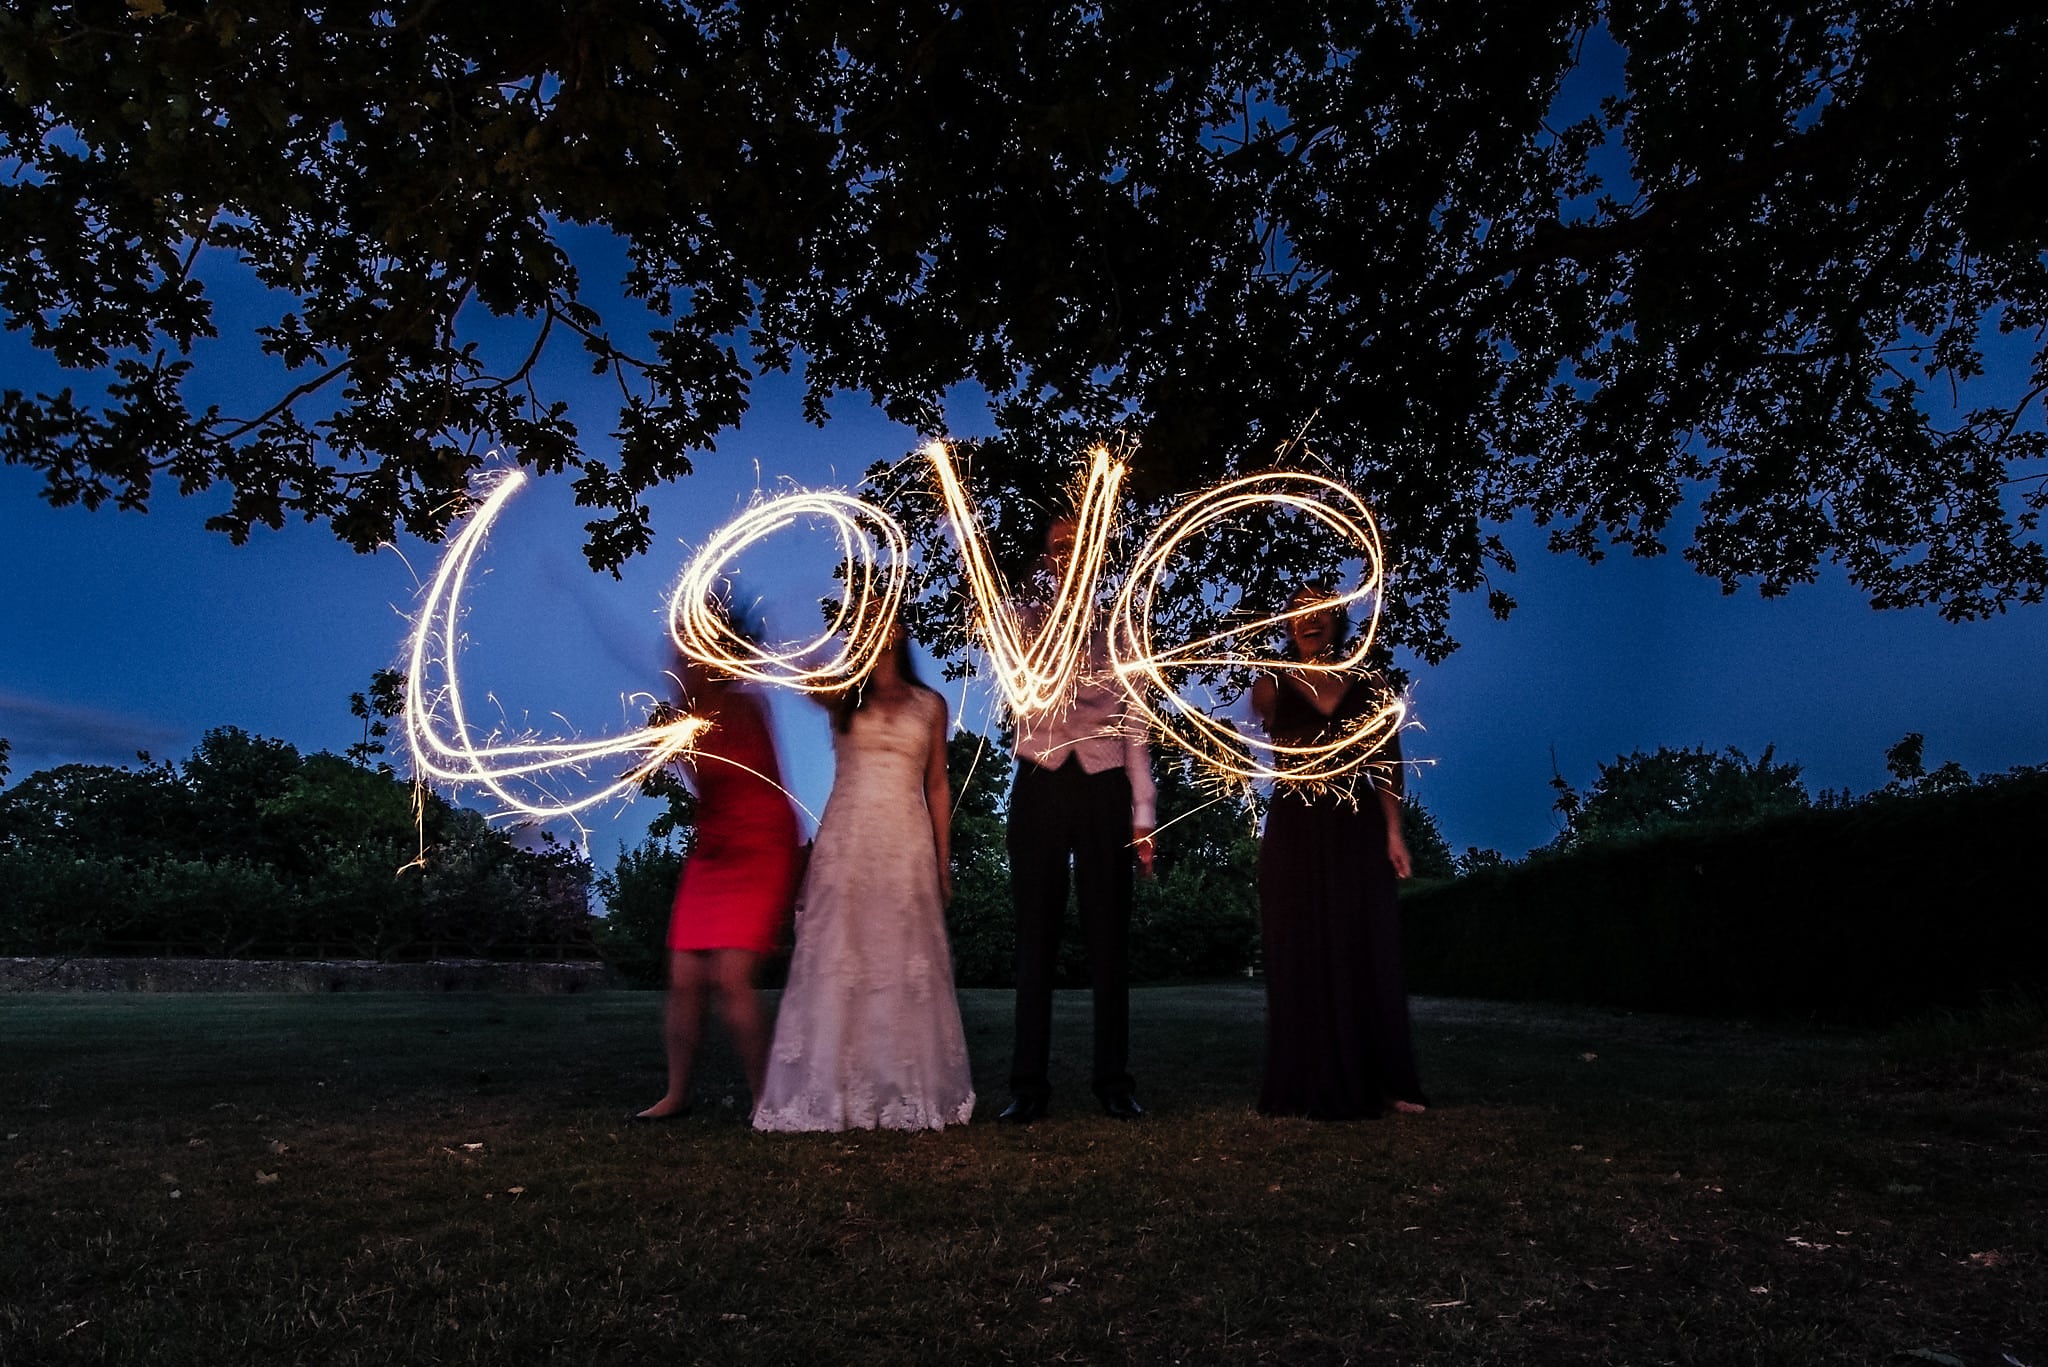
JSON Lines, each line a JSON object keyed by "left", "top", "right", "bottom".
{"left": 710, "top": 949, "right": 770, "bottom": 1104}
{"left": 638, "top": 950, "right": 709, "bottom": 1118}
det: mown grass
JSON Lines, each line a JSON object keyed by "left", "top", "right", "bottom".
{"left": 1, "top": 986, "right": 2041, "bottom": 1365}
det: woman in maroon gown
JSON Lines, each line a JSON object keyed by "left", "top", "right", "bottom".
{"left": 634, "top": 652, "right": 801, "bottom": 1121}
{"left": 1249, "top": 586, "right": 1426, "bottom": 1120}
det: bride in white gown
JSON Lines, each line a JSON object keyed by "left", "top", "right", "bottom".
{"left": 753, "top": 624, "right": 976, "bottom": 1132}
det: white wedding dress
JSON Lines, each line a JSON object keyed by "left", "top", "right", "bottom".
{"left": 753, "top": 687, "right": 976, "bottom": 1132}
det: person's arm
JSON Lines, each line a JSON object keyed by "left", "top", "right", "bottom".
{"left": 1378, "top": 784, "right": 1412, "bottom": 880}
{"left": 1122, "top": 707, "right": 1158, "bottom": 878}
{"left": 1249, "top": 668, "right": 1279, "bottom": 733}
{"left": 1375, "top": 717, "right": 1410, "bottom": 878}
{"left": 924, "top": 692, "right": 954, "bottom": 904}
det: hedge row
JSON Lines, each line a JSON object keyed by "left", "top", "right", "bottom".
{"left": 0, "top": 830, "right": 594, "bottom": 963}
{"left": 1399, "top": 772, "right": 2048, "bottom": 1022}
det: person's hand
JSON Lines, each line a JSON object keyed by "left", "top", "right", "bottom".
{"left": 1387, "top": 826, "right": 1413, "bottom": 880}
{"left": 1133, "top": 826, "right": 1156, "bottom": 879}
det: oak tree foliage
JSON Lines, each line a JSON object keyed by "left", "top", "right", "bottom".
{"left": 4, "top": 0, "right": 2044, "bottom": 658}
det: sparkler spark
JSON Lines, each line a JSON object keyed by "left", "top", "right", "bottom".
{"left": 1109, "top": 470, "right": 1407, "bottom": 786}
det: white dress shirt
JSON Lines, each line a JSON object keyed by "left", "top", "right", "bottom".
{"left": 1010, "top": 621, "right": 1158, "bottom": 830}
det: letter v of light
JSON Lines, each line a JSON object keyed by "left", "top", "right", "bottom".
{"left": 922, "top": 440, "right": 1125, "bottom": 716}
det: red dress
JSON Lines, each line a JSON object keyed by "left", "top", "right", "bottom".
{"left": 666, "top": 689, "right": 801, "bottom": 953}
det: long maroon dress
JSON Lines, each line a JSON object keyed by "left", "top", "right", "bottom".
{"left": 1257, "top": 673, "right": 1425, "bottom": 1119}
{"left": 666, "top": 689, "right": 801, "bottom": 954}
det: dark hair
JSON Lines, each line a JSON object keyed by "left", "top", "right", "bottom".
{"left": 833, "top": 627, "right": 934, "bottom": 733}
{"left": 675, "top": 586, "right": 768, "bottom": 711}
{"left": 1279, "top": 581, "right": 1354, "bottom": 662}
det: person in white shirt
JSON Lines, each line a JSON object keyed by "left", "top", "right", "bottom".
{"left": 997, "top": 517, "right": 1158, "bottom": 1124}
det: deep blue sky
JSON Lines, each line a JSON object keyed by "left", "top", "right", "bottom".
{"left": 5, "top": 25, "right": 2045, "bottom": 863}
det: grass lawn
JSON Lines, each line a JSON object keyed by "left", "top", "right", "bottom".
{"left": 1, "top": 985, "right": 2041, "bottom": 1365}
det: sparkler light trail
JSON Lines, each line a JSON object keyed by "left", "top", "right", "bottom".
{"left": 403, "top": 449, "right": 1409, "bottom": 822}
{"left": 1110, "top": 471, "right": 1407, "bottom": 786}
{"left": 924, "top": 439, "right": 1125, "bottom": 716}
{"left": 404, "top": 470, "right": 707, "bottom": 821}
{"left": 668, "top": 490, "right": 909, "bottom": 690}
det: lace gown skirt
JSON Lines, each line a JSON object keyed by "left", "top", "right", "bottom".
{"left": 753, "top": 690, "right": 976, "bottom": 1132}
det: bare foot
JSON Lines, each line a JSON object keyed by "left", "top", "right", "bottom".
{"left": 633, "top": 1098, "right": 691, "bottom": 1121}
{"left": 1393, "top": 1100, "right": 1427, "bottom": 1115}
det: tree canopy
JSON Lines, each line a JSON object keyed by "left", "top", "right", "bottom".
{"left": 1547, "top": 743, "right": 1809, "bottom": 847}
{"left": 4, "top": 0, "right": 2044, "bottom": 657}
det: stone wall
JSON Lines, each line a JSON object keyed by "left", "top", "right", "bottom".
{"left": 0, "top": 957, "right": 625, "bottom": 994}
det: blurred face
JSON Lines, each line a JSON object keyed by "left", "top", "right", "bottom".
{"left": 865, "top": 618, "right": 908, "bottom": 683}
{"left": 1287, "top": 589, "right": 1342, "bottom": 658}
{"left": 1045, "top": 518, "right": 1078, "bottom": 568}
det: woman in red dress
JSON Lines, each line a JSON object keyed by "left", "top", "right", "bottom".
{"left": 635, "top": 652, "right": 801, "bottom": 1120}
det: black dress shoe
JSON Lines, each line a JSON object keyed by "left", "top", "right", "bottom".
{"left": 995, "top": 1095, "right": 1047, "bottom": 1125}
{"left": 1099, "top": 1091, "right": 1146, "bottom": 1120}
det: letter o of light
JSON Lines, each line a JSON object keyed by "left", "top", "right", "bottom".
{"left": 669, "top": 491, "right": 910, "bottom": 690}
{"left": 1109, "top": 471, "right": 1405, "bottom": 785}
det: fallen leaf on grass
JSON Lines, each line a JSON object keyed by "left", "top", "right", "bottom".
{"left": 1969, "top": 1250, "right": 2009, "bottom": 1268}
{"left": 1748, "top": 1286, "right": 1769, "bottom": 1295}
{"left": 461, "top": 1142, "right": 484, "bottom": 1151}
{"left": 1580, "top": 1053, "right": 1598, "bottom": 1063}
{"left": 506, "top": 1186, "right": 526, "bottom": 1196}
{"left": 255, "top": 1171, "right": 279, "bottom": 1185}
{"left": 268, "top": 1140, "right": 290, "bottom": 1155}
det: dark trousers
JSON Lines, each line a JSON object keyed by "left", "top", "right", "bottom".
{"left": 1006, "top": 755, "right": 1134, "bottom": 1102}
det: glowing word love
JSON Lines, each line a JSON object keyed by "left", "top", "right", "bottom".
{"left": 403, "top": 442, "right": 1405, "bottom": 820}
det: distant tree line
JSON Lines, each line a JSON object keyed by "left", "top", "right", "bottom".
{"left": 1403, "top": 736, "right": 2048, "bottom": 1020}
{"left": 16, "top": 686, "right": 2023, "bottom": 1005}
{"left": 0, "top": 713, "right": 593, "bottom": 961}
{"left": 1445, "top": 731, "right": 2039, "bottom": 872}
